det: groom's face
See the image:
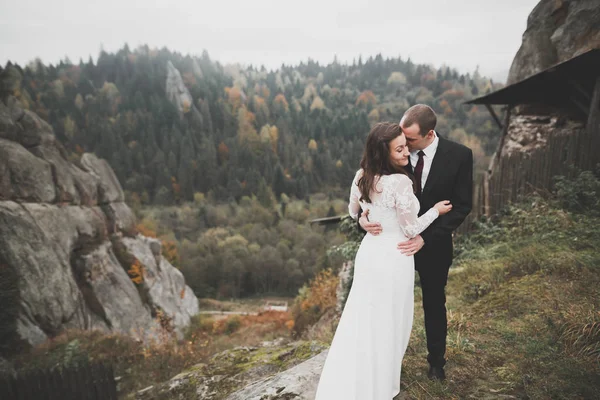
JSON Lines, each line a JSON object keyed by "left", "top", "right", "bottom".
{"left": 400, "top": 120, "right": 433, "bottom": 151}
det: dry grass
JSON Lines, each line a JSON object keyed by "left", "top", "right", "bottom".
{"left": 394, "top": 201, "right": 600, "bottom": 399}
{"left": 10, "top": 308, "right": 295, "bottom": 397}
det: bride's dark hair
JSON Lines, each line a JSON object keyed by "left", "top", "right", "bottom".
{"left": 358, "top": 122, "right": 412, "bottom": 203}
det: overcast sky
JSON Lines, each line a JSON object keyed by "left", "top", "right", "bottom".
{"left": 1, "top": 0, "right": 539, "bottom": 82}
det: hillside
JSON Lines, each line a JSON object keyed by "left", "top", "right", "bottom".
{"left": 0, "top": 47, "right": 498, "bottom": 206}
{"left": 12, "top": 169, "right": 599, "bottom": 399}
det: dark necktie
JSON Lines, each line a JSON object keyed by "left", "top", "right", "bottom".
{"left": 413, "top": 150, "right": 425, "bottom": 196}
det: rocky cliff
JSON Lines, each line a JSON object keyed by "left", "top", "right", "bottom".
{"left": 507, "top": 0, "right": 600, "bottom": 84}
{"left": 499, "top": 0, "right": 599, "bottom": 155}
{"left": 166, "top": 60, "right": 203, "bottom": 122}
{"left": 0, "top": 96, "right": 198, "bottom": 355}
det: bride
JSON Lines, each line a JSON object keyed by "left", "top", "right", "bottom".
{"left": 314, "top": 122, "right": 452, "bottom": 399}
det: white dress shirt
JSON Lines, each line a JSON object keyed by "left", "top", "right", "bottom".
{"left": 409, "top": 131, "right": 439, "bottom": 191}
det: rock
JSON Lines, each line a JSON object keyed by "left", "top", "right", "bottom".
{"left": 0, "top": 139, "right": 56, "bottom": 202}
{"left": 29, "top": 142, "right": 99, "bottom": 205}
{"left": 16, "top": 109, "right": 54, "bottom": 148}
{"left": 0, "top": 101, "right": 17, "bottom": 142}
{"left": 192, "top": 59, "right": 204, "bottom": 79}
{"left": 166, "top": 61, "right": 194, "bottom": 116}
{"left": 80, "top": 152, "right": 125, "bottom": 204}
{"left": 72, "top": 242, "right": 161, "bottom": 339}
{"left": 135, "top": 341, "right": 327, "bottom": 400}
{"left": 0, "top": 99, "right": 199, "bottom": 353}
{"left": 501, "top": 114, "right": 586, "bottom": 156}
{"left": 225, "top": 351, "right": 328, "bottom": 400}
{"left": 102, "top": 202, "right": 137, "bottom": 236}
{"left": 120, "top": 236, "right": 199, "bottom": 338}
{"left": 0, "top": 201, "right": 100, "bottom": 345}
{"left": 507, "top": 0, "right": 600, "bottom": 84}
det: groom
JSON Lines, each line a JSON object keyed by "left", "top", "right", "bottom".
{"left": 359, "top": 104, "right": 473, "bottom": 380}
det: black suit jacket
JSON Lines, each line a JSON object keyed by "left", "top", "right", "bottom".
{"left": 358, "top": 134, "right": 473, "bottom": 270}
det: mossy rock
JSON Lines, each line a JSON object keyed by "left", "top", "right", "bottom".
{"left": 133, "top": 340, "right": 327, "bottom": 400}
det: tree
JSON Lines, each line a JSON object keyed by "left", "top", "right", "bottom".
{"left": 356, "top": 90, "right": 377, "bottom": 107}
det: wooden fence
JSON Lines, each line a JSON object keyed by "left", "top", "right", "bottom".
{"left": 457, "top": 80, "right": 600, "bottom": 235}
{"left": 0, "top": 362, "right": 117, "bottom": 400}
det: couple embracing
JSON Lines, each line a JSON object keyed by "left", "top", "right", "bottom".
{"left": 315, "top": 104, "right": 473, "bottom": 399}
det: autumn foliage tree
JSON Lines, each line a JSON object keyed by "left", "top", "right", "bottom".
{"left": 356, "top": 90, "right": 377, "bottom": 108}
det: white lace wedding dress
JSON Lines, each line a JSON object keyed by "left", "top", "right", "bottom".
{"left": 314, "top": 170, "right": 439, "bottom": 400}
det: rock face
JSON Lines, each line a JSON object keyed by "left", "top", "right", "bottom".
{"left": 225, "top": 350, "right": 327, "bottom": 400}
{"left": 166, "top": 60, "right": 193, "bottom": 116}
{"left": 507, "top": 0, "right": 600, "bottom": 84}
{"left": 134, "top": 340, "right": 328, "bottom": 400}
{"left": 0, "top": 97, "right": 198, "bottom": 355}
{"left": 501, "top": 115, "right": 586, "bottom": 156}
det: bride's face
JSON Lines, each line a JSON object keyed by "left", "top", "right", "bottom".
{"left": 389, "top": 134, "right": 410, "bottom": 167}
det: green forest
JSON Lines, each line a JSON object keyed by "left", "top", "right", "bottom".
{"left": 0, "top": 45, "right": 502, "bottom": 299}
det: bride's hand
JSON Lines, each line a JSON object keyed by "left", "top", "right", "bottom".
{"left": 434, "top": 200, "right": 452, "bottom": 215}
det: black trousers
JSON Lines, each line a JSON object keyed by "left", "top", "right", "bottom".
{"left": 416, "top": 262, "right": 450, "bottom": 368}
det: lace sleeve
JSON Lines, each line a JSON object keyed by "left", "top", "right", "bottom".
{"left": 348, "top": 169, "right": 363, "bottom": 220}
{"left": 393, "top": 174, "right": 439, "bottom": 238}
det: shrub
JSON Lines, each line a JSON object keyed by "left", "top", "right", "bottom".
{"left": 553, "top": 166, "right": 600, "bottom": 215}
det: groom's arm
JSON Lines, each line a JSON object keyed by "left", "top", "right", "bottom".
{"left": 356, "top": 208, "right": 367, "bottom": 234}
{"left": 421, "top": 148, "right": 473, "bottom": 244}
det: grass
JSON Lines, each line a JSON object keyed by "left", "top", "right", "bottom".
{"left": 9, "top": 309, "right": 296, "bottom": 398}
{"left": 395, "top": 197, "right": 600, "bottom": 399}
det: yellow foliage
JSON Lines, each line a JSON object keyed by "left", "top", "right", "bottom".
{"left": 387, "top": 71, "right": 407, "bottom": 86}
{"left": 162, "top": 240, "right": 180, "bottom": 268}
{"left": 274, "top": 94, "right": 289, "bottom": 113}
{"left": 137, "top": 221, "right": 158, "bottom": 238}
{"left": 259, "top": 124, "right": 279, "bottom": 153}
{"left": 300, "top": 269, "right": 337, "bottom": 312}
{"left": 237, "top": 107, "right": 260, "bottom": 146}
{"left": 225, "top": 86, "right": 244, "bottom": 110}
{"left": 356, "top": 90, "right": 377, "bottom": 107}
{"left": 63, "top": 116, "right": 76, "bottom": 140}
{"left": 308, "top": 139, "right": 318, "bottom": 151}
{"left": 128, "top": 259, "right": 145, "bottom": 284}
{"left": 182, "top": 100, "right": 191, "bottom": 114}
{"left": 74, "top": 93, "right": 84, "bottom": 110}
{"left": 310, "top": 96, "right": 325, "bottom": 111}
{"left": 194, "top": 192, "right": 206, "bottom": 204}
{"left": 368, "top": 108, "right": 380, "bottom": 124}
{"left": 285, "top": 320, "right": 295, "bottom": 330}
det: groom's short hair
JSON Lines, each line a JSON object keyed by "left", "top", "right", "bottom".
{"left": 401, "top": 104, "right": 437, "bottom": 137}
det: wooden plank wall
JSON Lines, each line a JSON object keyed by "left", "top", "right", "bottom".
{"left": 457, "top": 78, "right": 600, "bottom": 235}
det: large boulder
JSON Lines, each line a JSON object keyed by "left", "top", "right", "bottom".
{"left": 507, "top": 0, "right": 600, "bottom": 84}
{"left": 80, "top": 153, "right": 125, "bottom": 204}
{"left": 0, "top": 98, "right": 199, "bottom": 354}
{"left": 166, "top": 60, "right": 194, "bottom": 116}
{"left": 0, "top": 139, "right": 56, "bottom": 203}
{"left": 120, "top": 235, "right": 199, "bottom": 337}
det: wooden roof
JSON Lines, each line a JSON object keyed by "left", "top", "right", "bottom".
{"left": 466, "top": 49, "right": 600, "bottom": 118}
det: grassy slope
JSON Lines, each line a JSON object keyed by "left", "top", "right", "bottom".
{"left": 398, "top": 199, "right": 600, "bottom": 399}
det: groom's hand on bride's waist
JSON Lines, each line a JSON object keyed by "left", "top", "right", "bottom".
{"left": 359, "top": 210, "right": 382, "bottom": 236}
{"left": 397, "top": 235, "right": 424, "bottom": 256}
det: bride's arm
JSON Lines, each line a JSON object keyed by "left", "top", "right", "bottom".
{"left": 348, "top": 170, "right": 362, "bottom": 220}
{"left": 393, "top": 175, "right": 439, "bottom": 238}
